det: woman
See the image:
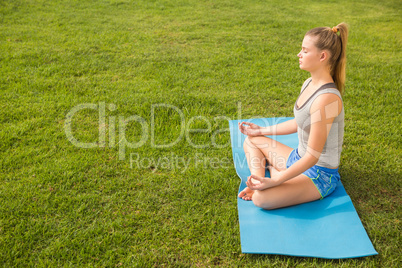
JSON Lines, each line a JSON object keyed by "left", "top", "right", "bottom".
{"left": 238, "top": 23, "right": 348, "bottom": 210}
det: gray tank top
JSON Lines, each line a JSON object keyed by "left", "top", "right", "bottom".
{"left": 294, "top": 78, "right": 344, "bottom": 168}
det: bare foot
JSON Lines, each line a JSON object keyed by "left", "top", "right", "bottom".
{"left": 238, "top": 187, "right": 254, "bottom": 201}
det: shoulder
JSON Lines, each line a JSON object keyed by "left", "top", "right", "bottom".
{"left": 310, "top": 91, "right": 343, "bottom": 118}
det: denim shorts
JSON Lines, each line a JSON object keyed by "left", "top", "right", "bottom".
{"left": 286, "top": 149, "right": 340, "bottom": 199}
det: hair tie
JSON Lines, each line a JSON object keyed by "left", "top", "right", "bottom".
{"left": 332, "top": 27, "right": 338, "bottom": 33}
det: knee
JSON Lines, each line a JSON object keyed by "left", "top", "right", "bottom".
{"left": 243, "top": 136, "right": 258, "bottom": 150}
{"left": 252, "top": 191, "right": 275, "bottom": 210}
{"left": 245, "top": 135, "right": 258, "bottom": 144}
{"left": 243, "top": 137, "right": 250, "bottom": 152}
{"left": 252, "top": 194, "right": 264, "bottom": 208}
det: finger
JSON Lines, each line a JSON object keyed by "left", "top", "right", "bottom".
{"left": 250, "top": 174, "right": 264, "bottom": 182}
{"left": 247, "top": 179, "right": 258, "bottom": 190}
{"left": 247, "top": 175, "right": 255, "bottom": 183}
{"left": 246, "top": 178, "right": 253, "bottom": 188}
{"left": 238, "top": 124, "right": 247, "bottom": 133}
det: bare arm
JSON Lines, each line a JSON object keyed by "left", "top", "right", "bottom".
{"left": 239, "top": 118, "right": 297, "bottom": 136}
{"left": 277, "top": 93, "right": 342, "bottom": 183}
{"left": 259, "top": 118, "right": 298, "bottom": 136}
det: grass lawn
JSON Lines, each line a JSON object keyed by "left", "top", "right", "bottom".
{"left": 0, "top": 0, "right": 401, "bottom": 266}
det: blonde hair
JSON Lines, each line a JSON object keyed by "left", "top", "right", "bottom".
{"left": 306, "top": 23, "right": 349, "bottom": 94}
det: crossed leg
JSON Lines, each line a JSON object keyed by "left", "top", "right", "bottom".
{"left": 238, "top": 135, "right": 321, "bottom": 209}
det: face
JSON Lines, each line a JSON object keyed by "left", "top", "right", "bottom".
{"left": 297, "top": 35, "right": 323, "bottom": 72}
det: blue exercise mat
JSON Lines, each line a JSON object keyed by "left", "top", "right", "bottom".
{"left": 229, "top": 117, "right": 378, "bottom": 259}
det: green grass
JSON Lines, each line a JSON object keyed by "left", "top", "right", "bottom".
{"left": 1, "top": 0, "right": 401, "bottom": 266}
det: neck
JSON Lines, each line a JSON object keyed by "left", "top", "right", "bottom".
{"left": 309, "top": 67, "right": 333, "bottom": 87}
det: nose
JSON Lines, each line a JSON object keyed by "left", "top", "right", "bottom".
{"left": 297, "top": 51, "right": 302, "bottom": 58}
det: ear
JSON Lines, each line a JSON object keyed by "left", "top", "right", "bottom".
{"left": 320, "top": 51, "right": 328, "bottom": 62}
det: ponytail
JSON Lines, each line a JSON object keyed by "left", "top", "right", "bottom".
{"left": 306, "top": 23, "right": 349, "bottom": 94}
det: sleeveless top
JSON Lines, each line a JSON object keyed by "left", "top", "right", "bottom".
{"left": 294, "top": 78, "right": 344, "bottom": 168}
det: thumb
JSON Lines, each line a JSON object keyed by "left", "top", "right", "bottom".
{"left": 250, "top": 174, "right": 263, "bottom": 181}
